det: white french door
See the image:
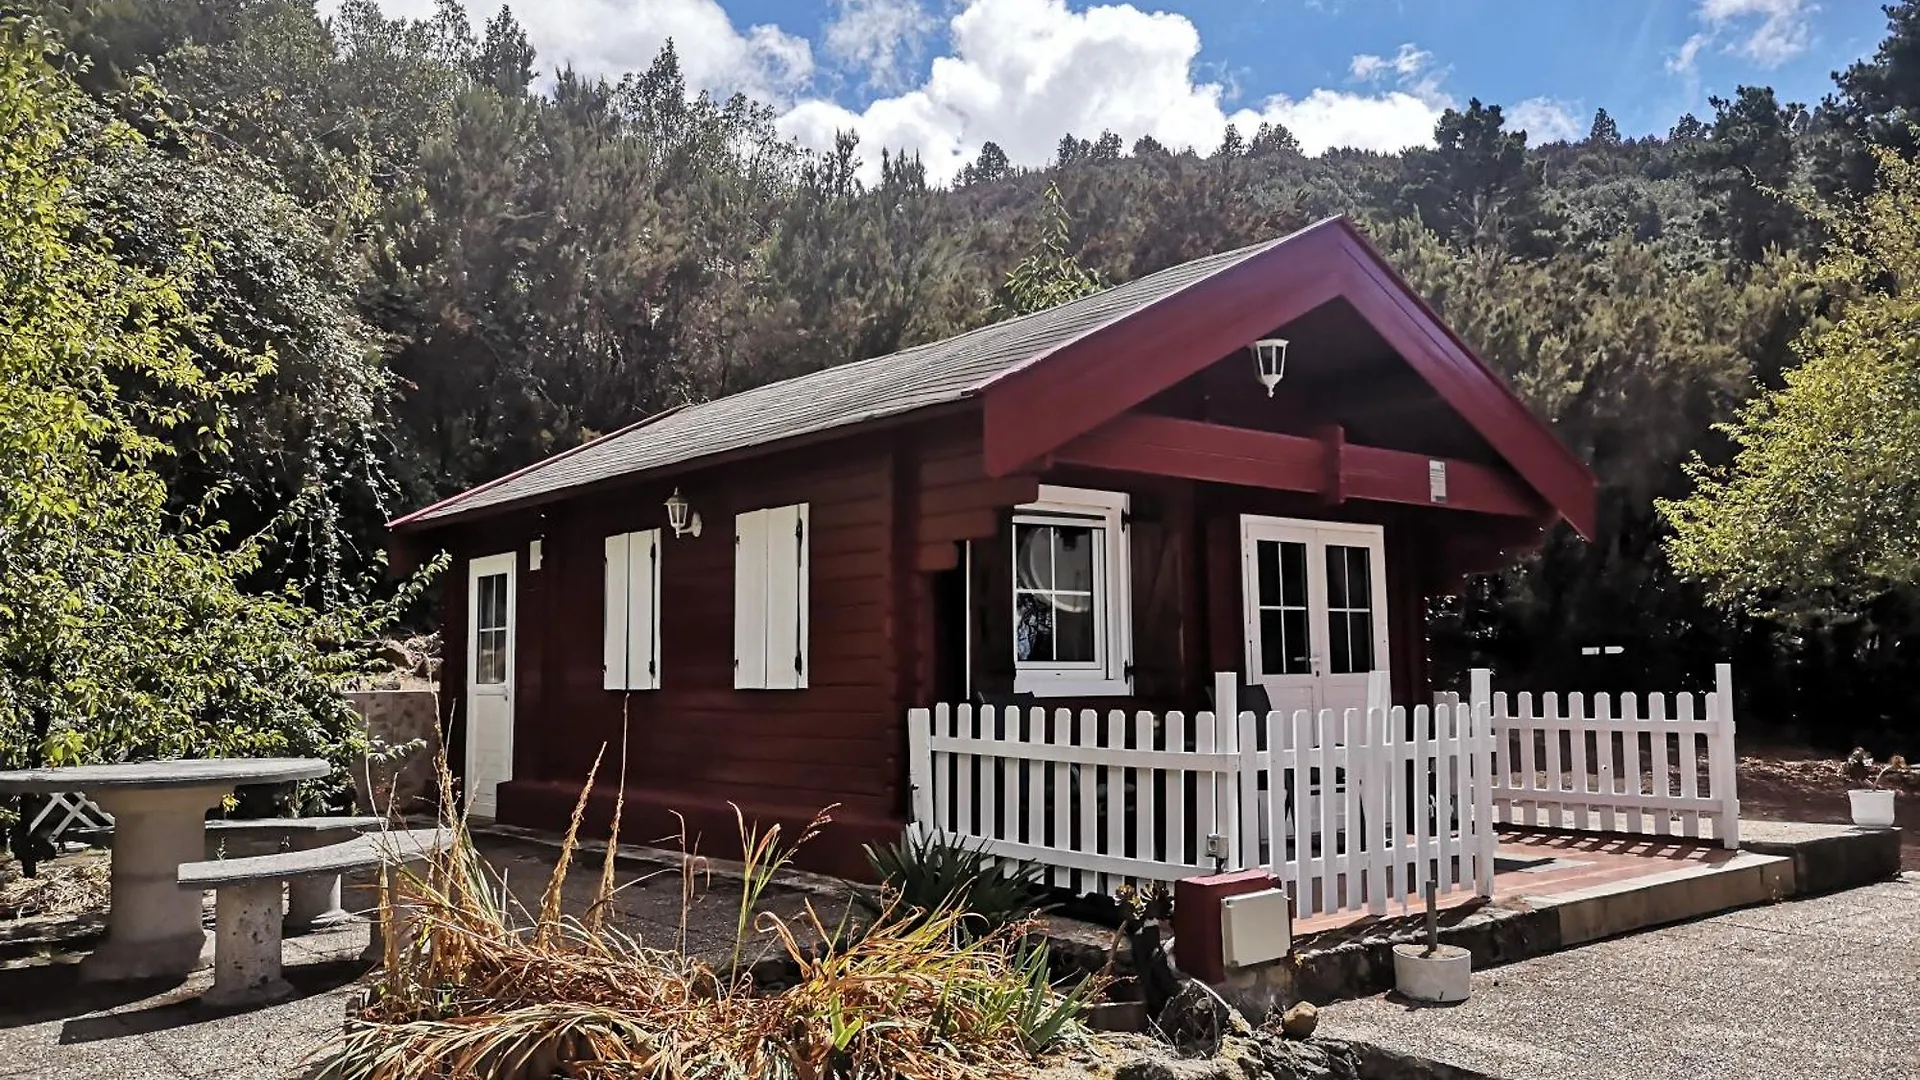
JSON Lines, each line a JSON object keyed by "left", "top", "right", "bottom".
{"left": 465, "top": 552, "right": 516, "bottom": 819}
{"left": 1239, "top": 516, "right": 1390, "bottom": 718}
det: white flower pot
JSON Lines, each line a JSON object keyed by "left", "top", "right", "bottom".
{"left": 1392, "top": 943, "right": 1471, "bottom": 1004}
{"left": 1849, "top": 788, "right": 1896, "bottom": 828}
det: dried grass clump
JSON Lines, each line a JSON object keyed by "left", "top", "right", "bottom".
{"left": 311, "top": 749, "right": 1097, "bottom": 1080}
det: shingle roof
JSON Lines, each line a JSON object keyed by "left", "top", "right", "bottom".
{"left": 393, "top": 225, "right": 1308, "bottom": 528}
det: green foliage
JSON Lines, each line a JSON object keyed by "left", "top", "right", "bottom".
{"left": 25, "top": 0, "right": 1920, "bottom": 745}
{"left": 1663, "top": 145, "right": 1920, "bottom": 622}
{"left": 996, "top": 182, "right": 1105, "bottom": 317}
{"left": 0, "top": 17, "right": 436, "bottom": 811}
{"left": 863, "top": 830, "right": 1048, "bottom": 932}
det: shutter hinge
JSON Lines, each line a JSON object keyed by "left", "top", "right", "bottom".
{"left": 1123, "top": 660, "right": 1135, "bottom": 680}
{"left": 1120, "top": 510, "right": 1133, "bottom": 530}
{"left": 795, "top": 654, "right": 804, "bottom": 674}
{"left": 795, "top": 519, "right": 804, "bottom": 542}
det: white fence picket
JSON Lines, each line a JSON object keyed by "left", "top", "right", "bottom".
{"left": 1481, "top": 667, "right": 1741, "bottom": 849}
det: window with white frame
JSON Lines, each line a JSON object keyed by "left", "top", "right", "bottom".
{"left": 734, "top": 503, "right": 810, "bottom": 690}
{"left": 603, "top": 529, "right": 662, "bottom": 691}
{"left": 1012, "top": 486, "right": 1131, "bottom": 696}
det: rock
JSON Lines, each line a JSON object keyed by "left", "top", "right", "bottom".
{"left": 1254, "top": 1031, "right": 1363, "bottom": 1079}
{"left": 1156, "top": 980, "right": 1245, "bottom": 1056}
{"left": 1278, "top": 1001, "right": 1318, "bottom": 1040}
{"left": 375, "top": 640, "right": 415, "bottom": 673}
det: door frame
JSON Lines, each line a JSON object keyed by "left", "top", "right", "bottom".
{"left": 1237, "top": 515, "right": 1391, "bottom": 715}
{"left": 465, "top": 551, "right": 518, "bottom": 815}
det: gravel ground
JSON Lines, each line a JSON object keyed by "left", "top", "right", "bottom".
{"left": 1320, "top": 873, "right": 1920, "bottom": 1080}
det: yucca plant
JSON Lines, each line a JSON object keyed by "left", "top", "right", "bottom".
{"left": 860, "top": 829, "right": 1048, "bottom": 934}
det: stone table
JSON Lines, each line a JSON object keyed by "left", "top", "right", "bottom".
{"left": 0, "top": 757, "right": 330, "bottom": 982}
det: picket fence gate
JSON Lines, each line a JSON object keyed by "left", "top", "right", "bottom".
{"left": 1446, "top": 665, "right": 1741, "bottom": 846}
{"left": 906, "top": 674, "right": 1499, "bottom": 919}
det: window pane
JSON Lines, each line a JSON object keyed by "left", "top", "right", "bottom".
{"left": 1257, "top": 540, "right": 1280, "bottom": 606}
{"left": 1346, "top": 547, "right": 1372, "bottom": 612}
{"left": 476, "top": 573, "right": 507, "bottom": 632}
{"left": 476, "top": 628, "right": 507, "bottom": 684}
{"left": 1327, "top": 611, "right": 1352, "bottom": 674}
{"left": 1324, "top": 545, "right": 1348, "bottom": 608}
{"left": 1055, "top": 600, "right": 1096, "bottom": 662}
{"left": 1053, "top": 525, "right": 1097, "bottom": 593}
{"left": 1015, "top": 591, "right": 1054, "bottom": 662}
{"left": 1014, "top": 525, "right": 1053, "bottom": 591}
{"left": 1281, "top": 608, "right": 1312, "bottom": 674}
{"left": 1349, "top": 611, "right": 1375, "bottom": 673}
{"left": 1280, "top": 542, "right": 1308, "bottom": 607}
{"left": 1259, "top": 610, "right": 1287, "bottom": 674}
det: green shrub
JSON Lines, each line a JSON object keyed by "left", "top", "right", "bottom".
{"left": 862, "top": 830, "right": 1048, "bottom": 932}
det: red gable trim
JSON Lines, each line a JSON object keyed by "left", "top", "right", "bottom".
{"left": 979, "top": 217, "right": 1597, "bottom": 539}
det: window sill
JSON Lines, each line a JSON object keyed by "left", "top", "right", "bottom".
{"left": 1014, "top": 672, "right": 1133, "bottom": 698}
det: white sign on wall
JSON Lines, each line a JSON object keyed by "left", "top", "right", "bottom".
{"left": 1428, "top": 459, "right": 1448, "bottom": 504}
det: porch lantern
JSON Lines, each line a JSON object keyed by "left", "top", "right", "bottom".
{"left": 1250, "top": 337, "right": 1289, "bottom": 397}
{"left": 664, "top": 488, "right": 703, "bottom": 539}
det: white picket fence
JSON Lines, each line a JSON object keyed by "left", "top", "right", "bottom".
{"left": 907, "top": 674, "right": 1499, "bottom": 918}
{"left": 1454, "top": 665, "right": 1741, "bottom": 847}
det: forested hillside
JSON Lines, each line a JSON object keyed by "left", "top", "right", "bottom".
{"left": 16, "top": 0, "right": 1920, "bottom": 745}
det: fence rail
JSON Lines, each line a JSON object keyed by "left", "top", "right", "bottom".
{"left": 907, "top": 677, "right": 1499, "bottom": 918}
{"left": 1468, "top": 664, "right": 1740, "bottom": 847}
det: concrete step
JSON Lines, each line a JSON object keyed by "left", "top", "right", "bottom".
{"left": 1517, "top": 849, "right": 1792, "bottom": 946}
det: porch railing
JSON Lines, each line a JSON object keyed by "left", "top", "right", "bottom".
{"left": 906, "top": 673, "right": 1500, "bottom": 918}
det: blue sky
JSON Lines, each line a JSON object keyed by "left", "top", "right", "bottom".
{"left": 335, "top": 0, "right": 1889, "bottom": 180}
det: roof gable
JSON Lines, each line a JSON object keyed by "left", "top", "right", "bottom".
{"left": 978, "top": 217, "right": 1596, "bottom": 539}
{"left": 393, "top": 217, "right": 1595, "bottom": 538}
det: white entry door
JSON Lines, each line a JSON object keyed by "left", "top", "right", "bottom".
{"left": 465, "top": 552, "right": 516, "bottom": 819}
{"left": 1239, "top": 516, "right": 1390, "bottom": 718}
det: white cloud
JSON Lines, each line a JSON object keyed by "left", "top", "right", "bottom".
{"left": 1506, "top": 97, "right": 1581, "bottom": 143}
{"left": 1669, "top": 0, "right": 1814, "bottom": 73}
{"left": 779, "top": 0, "right": 1451, "bottom": 182}
{"left": 824, "top": 0, "right": 938, "bottom": 91}
{"left": 1349, "top": 43, "right": 1431, "bottom": 84}
{"left": 316, "top": 0, "right": 813, "bottom": 103}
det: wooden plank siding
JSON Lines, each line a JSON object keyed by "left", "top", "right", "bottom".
{"left": 438, "top": 434, "right": 912, "bottom": 877}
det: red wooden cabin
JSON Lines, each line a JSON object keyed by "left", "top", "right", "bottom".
{"left": 389, "top": 217, "right": 1597, "bottom": 877}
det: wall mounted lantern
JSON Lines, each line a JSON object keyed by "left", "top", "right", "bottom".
{"left": 665, "top": 488, "right": 703, "bottom": 539}
{"left": 1251, "top": 337, "right": 1290, "bottom": 397}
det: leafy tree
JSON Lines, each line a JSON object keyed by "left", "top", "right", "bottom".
{"left": 1663, "top": 146, "right": 1920, "bottom": 621}
{"left": 0, "top": 19, "right": 429, "bottom": 867}
{"left": 995, "top": 182, "right": 1104, "bottom": 315}
{"left": 1816, "top": 0, "right": 1920, "bottom": 195}
{"left": 1588, "top": 108, "right": 1621, "bottom": 146}
{"left": 1684, "top": 86, "right": 1809, "bottom": 265}
{"left": 960, "top": 140, "right": 1012, "bottom": 186}
{"left": 1400, "top": 98, "right": 1550, "bottom": 251}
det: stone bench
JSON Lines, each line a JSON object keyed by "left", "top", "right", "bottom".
{"left": 178, "top": 827, "right": 450, "bottom": 1007}
{"left": 203, "top": 816, "right": 384, "bottom": 932}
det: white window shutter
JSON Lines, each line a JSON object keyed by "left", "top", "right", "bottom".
{"left": 762, "top": 504, "right": 802, "bottom": 690}
{"left": 626, "top": 529, "right": 661, "bottom": 690}
{"left": 603, "top": 532, "right": 630, "bottom": 690}
{"left": 794, "top": 503, "right": 809, "bottom": 688}
{"left": 734, "top": 510, "right": 769, "bottom": 688}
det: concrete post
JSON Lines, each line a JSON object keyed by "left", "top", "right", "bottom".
{"left": 81, "top": 786, "right": 224, "bottom": 982}
{"left": 203, "top": 881, "right": 294, "bottom": 1007}
{"left": 285, "top": 828, "right": 357, "bottom": 932}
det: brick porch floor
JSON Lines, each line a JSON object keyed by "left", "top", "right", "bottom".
{"left": 1290, "top": 826, "right": 1741, "bottom": 937}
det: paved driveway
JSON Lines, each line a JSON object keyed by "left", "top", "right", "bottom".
{"left": 1323, "top": 873, "right": 1920, "bottom": 1080}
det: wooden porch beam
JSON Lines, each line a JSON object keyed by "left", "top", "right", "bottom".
{"left": 1052, "top": 413, "right": 1543, "bottom": 518}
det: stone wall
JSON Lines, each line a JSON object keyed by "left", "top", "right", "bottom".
{"left": 344, "top": 689, "right": 441, "bottom": 817}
